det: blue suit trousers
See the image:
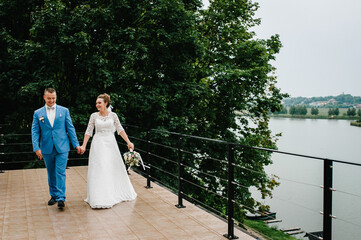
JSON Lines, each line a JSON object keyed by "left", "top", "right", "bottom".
{"left": 43, "top": 147, "right": 69, "bottom": 202}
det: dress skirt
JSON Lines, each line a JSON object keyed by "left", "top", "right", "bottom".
{"left": 85, "top": 132, "right": 137, "bottom": 208}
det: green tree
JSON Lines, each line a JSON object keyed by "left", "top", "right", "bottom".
{"left": 289, "top": 105, "right": 296, "bottom": 115}
{"left": 195, "top": 0, "right": 288, "bottom": 213}
{"left": 273, "top": 105, "right": 287, "bottom": 114}
{"left": 297, "top": 105, "right": 307, "bottom": 115}
{"left": 311, "top": 107, "right": 319, "bottom": 115}
{"left": 328, "top": 108, "right": 339, "bottom": 116}
{"left": 358, "top": 109, "right": 361, "bottom": 117}
{"left": 347, "top": 108, "right": 356, "bottom": 116}
{"left": 0, "top": 0, "right": 287, "bottom": 222}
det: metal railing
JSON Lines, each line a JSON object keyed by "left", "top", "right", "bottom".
{"left": 119, "top": 124, "right": 361, "bottom": 240}
{"left": 1, "top": 124, "right": 361, "bottom": 240}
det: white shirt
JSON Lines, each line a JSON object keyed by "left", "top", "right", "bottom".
{"left": 45, "top": 104, "right": 56, "bottom": 127}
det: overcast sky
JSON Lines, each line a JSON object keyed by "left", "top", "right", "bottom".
{"left": 203, "top": 0, "right": 361, "bottom": 97}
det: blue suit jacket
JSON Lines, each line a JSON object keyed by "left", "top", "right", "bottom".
{"left": 32, "top": 105, "right": 80, "bottom": 154}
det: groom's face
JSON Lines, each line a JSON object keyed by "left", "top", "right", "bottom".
{"left": 44, "top": 91, "right": 57, "bottom": 107}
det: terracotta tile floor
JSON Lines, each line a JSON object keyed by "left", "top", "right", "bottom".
{"left": 0, "top": 166, "right": 255, "bottom": 240}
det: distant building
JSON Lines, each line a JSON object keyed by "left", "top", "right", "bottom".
{"left": 327, "top": 98, "right": 337, "bottom": 104}
{"left": 309, "top": 101, "right": 327, "bottom": 107}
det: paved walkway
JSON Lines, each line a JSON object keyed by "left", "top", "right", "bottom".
{"left": 0, "top": 166, "right": 256, "bottom": 240}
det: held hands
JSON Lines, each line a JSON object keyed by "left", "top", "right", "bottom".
{"left": 76, "top": 146, "right": 81, "bottom": 154}
{"left": 35, "top": 150, "right": 43, "bottom": 160}
{"left": 80, "top": 145, "right": 86, "bottom": 154}
{"left": 127, "top": 142, "right": 134, "bottom": 152}
{"left": 76, "top": 146, "right": 85, "bottom": 155}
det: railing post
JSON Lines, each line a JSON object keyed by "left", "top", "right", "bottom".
{"left": 175, "top": 136, "right": 186, "bottom": 208}
{"left": 145, "top": 131, "right": 152, "bottom": 189}
{"left": 0, "top": 134, "right": 4, "bottom": 173}
{"left": 224, "top": 144, "right": 238, "bottom": 239}
{"left": 323, "top": 159, "right": 333, "bottom": 240}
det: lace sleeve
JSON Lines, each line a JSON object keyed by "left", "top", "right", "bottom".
{"left": 85, "top": 113, "right": 96, "bottom": 136}
{"left": 112, "top": 113, "right": 124, "bottom": 134}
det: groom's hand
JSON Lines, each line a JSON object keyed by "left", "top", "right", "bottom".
{"left": 79, "top": 146, "right": 86, "bottom": 155}
{"left": 35, "top": 150, "right": 43, "bottom": 160}
{"left": 76, "top": 146, "right": 82, "bottom": 154}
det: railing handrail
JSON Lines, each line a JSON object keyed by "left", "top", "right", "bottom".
{"left": 122, "top": 124, "right": 361, "bottom": 167}
{"left": 2, "top": 123, "right": 361, "bottom": 167}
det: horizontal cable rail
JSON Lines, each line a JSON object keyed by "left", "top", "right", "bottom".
{"left": 1, "top": 151, "right": 34, "bottom": 155}
{"left": 181, "top": 162, "right": 229, "bottom": 183}
{"left": 148, "top": 163, "right": 178, "bottom": 178}
{"left": 149, "top": 152, "right": 178, "bottom": 165}
{"left": 128, "top": 136, "right": 148, "bottom": 143}
{"left": 334, "top": 189, "right": 361, "bottom": 199}
{"left": 239, "top": 145, "right": 361, "bottom": 167}
{"left": 147, "top": 140, "right": 178, "bottom": 151}
{"left": 334, "top": 216, "right": 361, "bottom": 229}
{"left": 181, "top": 191, "right": 228, "bottom": 218}
{"left": 0, "top": 143, "right": 33, "bottom": 145}
{"left": 180, "top": 177, "right": 228, "bottom": 200}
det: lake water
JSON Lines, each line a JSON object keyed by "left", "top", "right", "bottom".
{"left": 251, "top": 118, "right": 361, "bottom": 240}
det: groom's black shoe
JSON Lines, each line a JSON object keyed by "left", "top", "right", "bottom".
{"left": 57, "top": 200, "right": 65, "bottom": 209}
{"left": 48, "top": 197, "right": 57, "bottom": 205}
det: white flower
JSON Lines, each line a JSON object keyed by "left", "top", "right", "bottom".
{"left": 123, "top": 151, "right": 145, "bottom": 170}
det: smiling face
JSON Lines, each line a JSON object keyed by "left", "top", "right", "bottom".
{"left": 43, "top": 91, "right": 57, "bottom": 107}
{"left": 96, "top": 98, "right": 107, "bottom": 112}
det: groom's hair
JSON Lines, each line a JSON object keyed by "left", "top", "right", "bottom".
{"left": 44, "top": 88, "right": 56, "bottom": 95}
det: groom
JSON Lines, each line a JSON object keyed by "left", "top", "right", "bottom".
{"left": 32, "top": 88, "right": 81, "bottom": 209}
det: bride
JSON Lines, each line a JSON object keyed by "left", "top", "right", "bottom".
{"left": 80, "top": 93, "right": 137, "bottom": 208}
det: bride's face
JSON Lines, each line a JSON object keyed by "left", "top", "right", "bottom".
{"left": 96, "top": 98, "right": 107, "bottom": 112}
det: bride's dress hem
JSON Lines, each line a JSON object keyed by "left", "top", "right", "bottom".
{"left": 84, "top": 195, "right": 137, "bottom": 209}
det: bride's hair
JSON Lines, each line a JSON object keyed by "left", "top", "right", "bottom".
{"left": 97, "top": 93, "right": 111, "bottom": 108}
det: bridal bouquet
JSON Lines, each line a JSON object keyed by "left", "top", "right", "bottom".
{"left": 123, "top": 150, "right": 145, "bottom": 171}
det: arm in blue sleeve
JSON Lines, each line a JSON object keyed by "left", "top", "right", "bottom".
{"left": 31, "top": 111, "right": 41, "bottom": 152}
{"left": 65, "top": 108, "right": 80, "bottom": 148}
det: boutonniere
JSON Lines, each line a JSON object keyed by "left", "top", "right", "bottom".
{"left": 39, "top": 116, "right": 44, "bottom": 123}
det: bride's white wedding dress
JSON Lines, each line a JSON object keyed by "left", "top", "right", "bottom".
{"left": 84, "top": 112, "right": 137, "bottom": 208}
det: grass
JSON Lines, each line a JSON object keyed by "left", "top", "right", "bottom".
{"left": 244, "top": 219, "right": 299, "bottom": 240}
{"left": 350, "top": 121, "right": 361, "bottom": 127}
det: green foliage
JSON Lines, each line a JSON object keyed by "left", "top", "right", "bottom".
{"left": 358, "top": 109, "right": 361, "bottom": 117}
{"left": 288, "top": 105, "right": 307, "bottom": 115}
{"left": 328, "top": 108, "right": 339, "bottom": 116}
{"left": 244, "top": 220, "right": 298, "bottom": 240}
{"left": 273, "top": 105, "right": 287, "bottom": 114}
{"left": 0, "top": 0, "right": 287, "bottom": 225}
{"left": 347, "top": 108, "right": 356, "bottom": 116}
{"left": 311, "top": 107, "right": 319, "bottom": 115}
{"left": 289, "top": 106, "right": 296, "bottom": 115}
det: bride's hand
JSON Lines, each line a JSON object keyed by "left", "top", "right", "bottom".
{"left": 80, "top": 146, "right": 86, "bottom": 154}
{"left": 127, "top": 142, "right": 134, "bottom": 151}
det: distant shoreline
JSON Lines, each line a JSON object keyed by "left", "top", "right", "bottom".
{"left": 270, "top": 114, "right": 359, "bottom": 120}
